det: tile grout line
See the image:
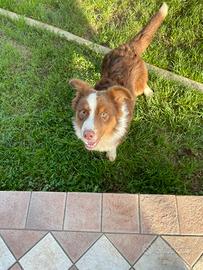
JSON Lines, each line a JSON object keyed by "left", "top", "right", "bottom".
{"left": 69, "top": 266, "right": 77, "bottom": 270}
{"left": 175, "top": 195, "right": 181, "bottom": 235}
{"left": 0, "top": 227, "right": 203, "bottom": 237}
{"left": 138, "top": 194, "right": 141, "bottom": 233}
{"left": 74, "top": 233, "right": 104, "bottom": 266}
{"left": 62, "top": 192, "right": 68, "bottom": 230}
{"left": 160, "top": 236, "right": 191, "bottom": 269}
{"left": 25, "top": 191, "right": 32, "bottom": 229}
{"left": 102, "top": 229, "right": 143, "bottom": 234}
{"left": 8, "top": 263, "right": 19, "bottom": 270}
{"left": 0, "top": 233, "right": 18, "bottom": 266}
{"left": 50, "top": 231, "right": 74, "bottom": 265}
{"left": 101, "top": 193, "right": 140, "bottom": 235}
{"left": 133, "top": 235, "right": 159, "bottom": 266}
{"left": 8, "top": 262, "right": 21, "bottom": 270}
{"left": 51, "top": 231, "right": 101, "bottom": 266}
{"left": 69, "top": 265, "right": 78, "bottom": 270}
{"left": 1, "top": 192, "right": 203, "bottom": 269}
{"left": 192, "top": 253, "right": 203, "bottom": 268}
{"left": 134, "top": 235, "right": 157, "bottom": 266}
{"left": 100, "top": 193, "right": 103, "bottom": 233}
{"left": 105, "top": 233, "right": 133, "bottom": 266}
{"left": 16, "top": 231, "right": 50, "bottom": 265}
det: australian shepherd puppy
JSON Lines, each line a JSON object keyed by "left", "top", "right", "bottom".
{"left": 70, "top": 3, "right": 168, "bottom": 161}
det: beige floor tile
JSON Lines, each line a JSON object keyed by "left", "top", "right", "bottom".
{"left": 19, "top": 233, "right": 72, "bottom": 270}
{"left": 107, "top": 233, "right": 155, "bottom": 264}
{"left": 10, "top": 263, "right": 22, "bottom": 270}
{"left": 0, "top": 191, "right": 30, "bottom": 229}
{"left": 69, "top": 266, "right": 78, "bottom": 270}
{"left": 134, "top": 237, "right": 189, "bottom": 270}
{"left": 53, "top": 231, "right": 101, "bottom": 262}
{"left": 76, "top": 235, "right": 130, "bottom": 270}
{"left": 64, "top": 193, "right": 101, "bottom": 232}
{"left": 193, "top": 255, "right": 203, "bottom": 270}
{"left": 163, "top": 236, "right": 203, "bottom": 267}
{"left": 26, "top": 192, "right": 66, "bottom": 230}
{"left": 0, "top": 236, "right": 16, "bottom": 270}
{"left": 177, "top": 196, "right": 203, "bottom": 235}
{"left": 140, "top": 195, "right": 179, "bottom": 234}
{"left": 102, "top": 194, "right": 139, "bottom": 233}
{"left": 0, "top": 230, "right": 46, "bottom": 259}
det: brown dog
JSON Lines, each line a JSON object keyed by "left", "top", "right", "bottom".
{"left": 70, "top": 3, "right": 168, "bottom": 161}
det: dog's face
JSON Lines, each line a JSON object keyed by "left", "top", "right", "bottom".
{"left": 70, "top": 79, "right": 132, "bottom": 151}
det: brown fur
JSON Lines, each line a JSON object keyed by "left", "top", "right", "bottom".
{"left": 70, "top": 3, "right": 168, "bottom": 160}
{"left": 95, "top": 3, "right": 168, "bottom": 97}
{"left": 73, "top": 86, "right": 132, "bottom": 142}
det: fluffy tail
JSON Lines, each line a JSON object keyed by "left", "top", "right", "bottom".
{"left": 129, "top": 2, "right": 168, "bottom": 55}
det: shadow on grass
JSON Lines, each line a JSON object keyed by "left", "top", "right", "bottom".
{"left": 0, "top": 0, "right": 96, "bottom": 39}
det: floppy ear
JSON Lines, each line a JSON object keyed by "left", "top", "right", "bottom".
{"left": 69, "top": 79, "right": 91, "bottom": 92}
{"left": 108, "top": 86, "right": 133, "bottom": 103}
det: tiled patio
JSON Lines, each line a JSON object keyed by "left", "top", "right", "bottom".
{"left": 0, "top": 192, "right": 203, "bottom": 270}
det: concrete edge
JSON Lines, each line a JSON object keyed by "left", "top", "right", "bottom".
{"left": 0, "top": 7, "right": 202, "bottom": 93}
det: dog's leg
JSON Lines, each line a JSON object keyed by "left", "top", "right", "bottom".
{"left": 144, "top": 85, "right": 154, "bottom": 97}
{"left": 106, "top": 148, "right": 117, "bottom": 161}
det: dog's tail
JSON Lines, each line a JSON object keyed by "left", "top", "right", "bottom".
{"left": 129, "top": 2, "right": 168, "bottom": 55}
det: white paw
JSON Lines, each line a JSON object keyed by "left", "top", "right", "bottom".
{"left": 144, "top": 86, "right": 154, "bottom": 97}
{"left": 106, "top": 149, "right": 117, "bottom": 161}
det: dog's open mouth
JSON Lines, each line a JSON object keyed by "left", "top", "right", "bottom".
{"left": 84, "top": 140, "right": 99, "bottom": 150}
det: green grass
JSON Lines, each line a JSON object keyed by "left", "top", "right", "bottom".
{"left": 0, "top": 1, "right": 203, "bottom": 194}
{"left": 0, "top": 0, "right": 202, "bottom": 82}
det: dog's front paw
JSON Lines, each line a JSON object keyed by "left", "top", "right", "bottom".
{"left": 144, "top": 85, "right": 154, "bottom": 97}
{"left": 106, "top": 149, "right": 117, "bottom": 161}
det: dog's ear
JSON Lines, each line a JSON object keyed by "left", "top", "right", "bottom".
{"left": 69, "top": 79, "right": 91, "bottom": 92}
{"left": 108, "top": 86, "right": 133, "bottom": 103}
{"left": 69, "top": 79, "right": 92, "bottom": 110}
{"left": 71, "top": 91, "right": 81, "bottom": 110}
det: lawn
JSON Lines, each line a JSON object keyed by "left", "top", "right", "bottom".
{"left": 0, "top": 0, "right": 202, "bottom": 194}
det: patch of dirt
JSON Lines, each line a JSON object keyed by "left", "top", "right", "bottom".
{"left": 191, "top": 170, "right": 203, "bottom": 193}
{"left": 177, "top": 148, "right": 196, "bottom": 158}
